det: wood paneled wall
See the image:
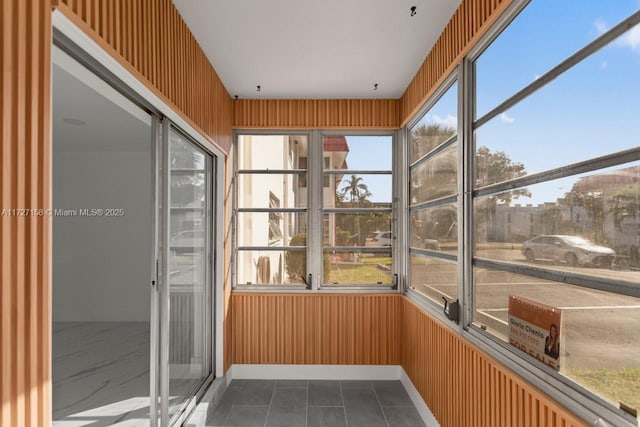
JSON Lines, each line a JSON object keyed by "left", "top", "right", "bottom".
{"left": 401, "top": 298, "right": 586, "bottom": 427}
{"left": 233, "top": 99, "right": 399, "bottom": 129}
{"left": 231, "top": 293, "right": 401, "bottom": 365}
{"left": 400, "top": 0, "right": 512, "bottom": 126}
{"left": 1, "top": 1, "right": 52, "bottom": 426}
{"left": 55, "top": 0, "right": 234, "bottom": 152}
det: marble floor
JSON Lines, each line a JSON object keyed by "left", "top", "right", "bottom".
{"left": 53, "top": 321, "right": 207, "bottom": 426}
{"left": 206, "top": 379, "right": 426, "bottom": 427}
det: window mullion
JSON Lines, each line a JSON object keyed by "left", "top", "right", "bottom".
{"left": 308, "top": 130, "right": 323, "bottom": 290}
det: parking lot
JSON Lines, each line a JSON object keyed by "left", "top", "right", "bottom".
{"left": 411, "top": 249, "right": 640, "bottom": 372}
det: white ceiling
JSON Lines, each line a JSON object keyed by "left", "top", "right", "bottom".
{"left": 172, "top": 0, "right": 461, "bottom": 99}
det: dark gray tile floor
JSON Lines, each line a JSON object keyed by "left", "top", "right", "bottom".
{"left": 205, "top": 379, "right": 426, "bottom": 427}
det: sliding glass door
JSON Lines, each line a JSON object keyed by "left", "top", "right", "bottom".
{"left": 154, "top": 122, "right": 215, "bottom": 426}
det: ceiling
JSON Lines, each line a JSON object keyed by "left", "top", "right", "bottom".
{"left": 172, "top": 0, "right": 461, "bottom": 99}
{"left": 52, "top": 47, "right": 151, "bottom": 153}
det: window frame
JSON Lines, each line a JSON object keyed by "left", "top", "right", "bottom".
{"left": 403, "top": 0, "right": 640, "bottom": 425}
{"left": 233, "top": 129, "right": 399, "bottom": 292}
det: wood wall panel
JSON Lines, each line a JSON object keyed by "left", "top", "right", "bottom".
{"left": 55, "top": 0, "right": 234, "bottom": 153}
{"left": 1, "top": 1, "right": 52, "bottom": 426}
{"left": 233, "top": 99, "right": 400, "bottom": 129}
{"left": 231, "top": 294, "right": 401, "bottom": 365}
{"left": 400, "top": 0, "right": 512, "bottom": 126}
{"left": 401, "top": 298, "right": 586, "bottom": 427}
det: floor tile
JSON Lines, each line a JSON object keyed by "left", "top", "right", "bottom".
{"left": 307, "top": 406, "right": 347, "bottom": 427}
{"left": 234, "top": 380, "right": 275, "bottom": 405}
{"left": 308, "top": 380, "right": 343, "bottom": 406}
{"left": 383, "top": 406, "right": 427, "bottom": 427}
{"left": 266, "top": 388, "right": 307, "bottom": 427}
{"left": 205, "top": 387, "right": 242, "bottom": 426}
{"left": 342, "top": 388, "right": 387, "bottom": 427}
{"left": 223, "top": 405, "right": 269, "bottom": 427}
{"left": 373, "top": 381, "right": 413, "bottom": 406}
{"left": 275, "top": 379, "right": 308, "bottom": 389}
{"left": 339, "top": 380, "right": 373, "bottom": 389}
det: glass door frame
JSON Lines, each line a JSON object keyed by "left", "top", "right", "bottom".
{"left": 53, "top": 12, "right": 226, "bottom": 427}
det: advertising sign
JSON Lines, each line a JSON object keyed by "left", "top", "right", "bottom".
{"left": 508, "top": 295, "right": 562, "bottom": 370}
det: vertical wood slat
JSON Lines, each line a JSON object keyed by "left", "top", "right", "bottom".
{"left": 400, "top": 298, "right": 587, "bottom": 427}
{"left": 1, "top": 1, "right": 52, "bottom": 426}
{"left": 233, "top": 99, "right": 400, "bottom": 129}
{"left": 400, "top": 0, "right": 513, "bottom": 127}
{"left": 231, "top": 293, "right": 401, "bottom": 365}
{"left": 56, "top": 0, "right": 233, "bottom": 153}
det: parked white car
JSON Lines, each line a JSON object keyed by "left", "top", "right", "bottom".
{"left": 365, "top": 231, "right": 392, "bottom": 247}
{"left": 522, "top": 235, "right": 615, "bottom": 268}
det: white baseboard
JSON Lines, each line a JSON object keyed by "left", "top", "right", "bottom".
{"left": 229, "top": 364, "right": 402, "bottom": 380}
{"left": 400, "top": 368, "right": 440, "bottom": 427}
{"left": 225, "top": 364, "right": 439, "bottom": 427}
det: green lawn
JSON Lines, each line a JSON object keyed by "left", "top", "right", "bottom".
{"left": 326, "top": 262, "right": 391, "bottom": 285}
{"left": 568, "top": 367, "right": 640, "bottom": 411}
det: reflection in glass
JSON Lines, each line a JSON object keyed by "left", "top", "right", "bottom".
{"left": 237, "top": 135, "right": 308, "bottom": 170}
{"left": 237, "top": 212, "right": 306, "bottom": 247}
{"left": 409, "top": 255, "right": 458, "bottom": 304}
{"left": 475, "top": 162, "right": 640, "bottom": 271}
{"left": 475, "top": 24, "right": 640, "bottom": 186}
{"left": 323, "top": 213, "right": 391, "bottom": 247}
{"left": 410, "top": 144, "right": 457, "bottom": 204}
{"left": 237, "top": 174, "right": 307, "bottom": 209}
{"left": 168, "top": 130, "right": 211, "bottom": 420}
{"left": 324, "top": 251, "right": 392, "bottom": 285}
{"left": 324, "top": 174, "right": 392, "bottom": 208}
{"left": 410, "top": 203, "right": 457, "bottom": 252}
{"left": 410, "top": 82, "right": 457, "bottom": 163}
{"left": 236, "top": 250, "right": 306, "bottom": 285}
{"left": 475, "top": 1, "right": 640, "bottom": 118}
{"left": 473, "top": 267, "right": 640, "bottom": 409}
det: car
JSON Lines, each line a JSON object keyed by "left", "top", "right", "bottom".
{"left": 365, "top": 231, "right": 392, "bottom": 247}
{"left": 521, "top": 235, "right": 615, "bottom": 268}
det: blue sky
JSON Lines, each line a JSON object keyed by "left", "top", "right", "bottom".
{"left": 401, "top": 0, "right": 640, "bottom": 206}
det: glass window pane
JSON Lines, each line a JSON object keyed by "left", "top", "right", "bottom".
{"left": 409, "top": 255, "right": 458, "bottom": 304}
{"left": 410, "top": 144, "right": 458, "bottom": 204}
{"left": 474, "top": 267, "right": 640, "bottom": 410}
{"left": 237, "top": 212, "right": 306, "bottom": 247}
{"left": 237, "top": 250, "right": 306, "bottom": 285}
{"left": 475, "top": 1, "right": 640, "bottom": 119}
{"left": 475, "top": 24, "right": 640, "bottom": 187}
{"left": 475, "top": 162, "right": 640, "bottom": 276}
{"left": 325, "top": 174, "right": 392, "bottom": 207}
{"left": 323, "top": 213, "right": 391, "bottom": 247}
{"left": 323, "top": 135, "right": 392, "bottom": 171}
{"left": 410, "top": 82, "right": 457, "bottom": 163}
{"left": 324, "top": 252, "right": 392, "bottom": 285}
{"left": 237, "top": 174, "right": 307, "bottom": 208}
{"left": 237, "top": 135, "right": 308, "bottom": 170}
{"left": 410, "top": 203, "right": 458, "bottom": 253}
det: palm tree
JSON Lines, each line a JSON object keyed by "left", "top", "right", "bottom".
{"left": 340, "top": 175, "right": 371, "bottom": 206}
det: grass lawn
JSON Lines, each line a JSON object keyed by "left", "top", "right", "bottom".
{"left": 326, "top": 262, "right": 391, "bottom": 285}
{"left": 568, "top": 367, "right": 640, "bottom": 411}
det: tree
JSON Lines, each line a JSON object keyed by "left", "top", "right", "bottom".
{"left": 562, "top": 185, "right": 605, "bottom": 243}
{"left": 411, "top": 123, "right": 455, "bottom": 160}
{"left": 473, "top": 147, "right": 530, "bottom": 242}
{"left": 340, "top": 175, "right": 372, "bottom": 206}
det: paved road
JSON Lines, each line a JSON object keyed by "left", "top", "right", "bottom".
{"left": 410, "top": 254, "right": 640, "bottom": 371}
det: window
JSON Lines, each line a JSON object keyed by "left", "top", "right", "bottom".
{"left": 236, "top": 135, "right": 308, "bottom": 285}
{"left": 408, "top": 79, "right": 458, "bottom": 306}
{"left": 235, "top": 132, "right": 395, "bottom": 288}
{"left": 470, "top": 1, "right": 640, "bottom": 423}
{"left": 322, "top": 135, "right": 394, "bottom": 286}
{"left": 402, "top": 1, "right": 640, "bottom": 424}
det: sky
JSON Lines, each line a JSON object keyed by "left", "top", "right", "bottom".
{"left": 397, "top": 0, "right": 640, "bottom": 206}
